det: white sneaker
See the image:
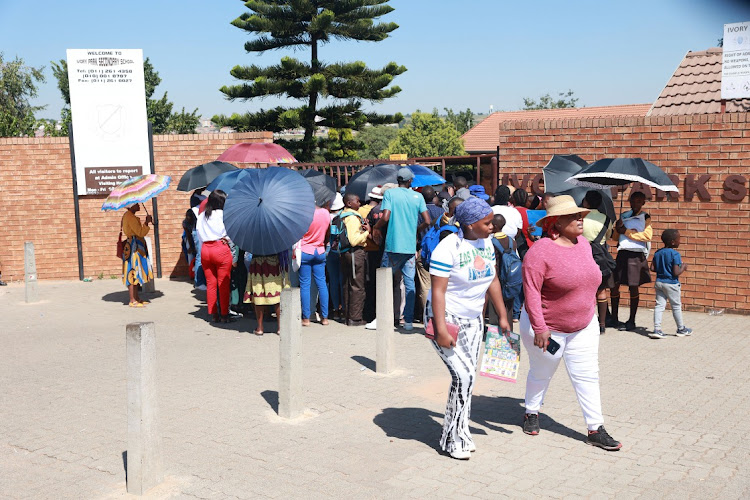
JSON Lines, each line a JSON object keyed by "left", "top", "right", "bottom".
{"left": 365, "top": 319, "right": 377, "bottom": 330}
{"left": 403, "top": 322, "right": 413, "bottom": 331}
{"left": 468, "top": 442, "right": 476, "bottom": 452}
{"left": 449, "top": 449, "right": 471, "bottom": 460}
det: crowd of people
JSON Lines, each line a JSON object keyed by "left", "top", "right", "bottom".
{"left": 118, "top": 165, "right": 693, "bottom": 460}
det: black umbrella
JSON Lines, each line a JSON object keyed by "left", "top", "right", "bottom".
{"left": 344, "top": 164, "right": 399, "bottom": 201}
{"left": 567, "top": 158, "right": 678, "bottom": 193}
{"left": 542, "top": 155, "right": 615, "bottom": 220}
{"left": 299, "top": 169, "right": 337, "bottom": 207}
{"left": 177, "top": 161, "right": 238, "bottom": 192}
{"left": 542, "top": 154, "right": 589, "bottom": 194}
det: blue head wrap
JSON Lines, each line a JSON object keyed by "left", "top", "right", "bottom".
{"left": 454, "top": 197, "right": 492, "bottom": 226}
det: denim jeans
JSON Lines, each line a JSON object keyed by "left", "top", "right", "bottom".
{"left": 386, "top": 252, "right": 416, "bottom": 324}
{"left": 300, "top": 250, "right": 329, "bottom": 319}
{"left": 654, "top": 281, "right": 684, "bottom": 330}
{"left": 326, "top": 251, "right": 344, "bottom": 314}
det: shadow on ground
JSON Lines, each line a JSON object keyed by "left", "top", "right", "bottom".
{"left": 101, "top": 290, "right": 164, "bottom": 304}
{"left": 351, "top": 355, "right": 375, "bottom": 371}
{"left": 261, "top": 390, "right": 279, "bottom": 413}
{"left": 373, "top": 407, "right": 487, "bottom": 452}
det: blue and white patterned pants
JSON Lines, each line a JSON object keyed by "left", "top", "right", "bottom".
{"left": 431, "top": 312, "right": 483, "bottom": 453}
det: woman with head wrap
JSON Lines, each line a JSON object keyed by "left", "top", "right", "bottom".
{"left": 520, "top": 195, "right": 621, "bottom": 451}
{"left": 426, "top": 197, "right": 511, "bottom": 460}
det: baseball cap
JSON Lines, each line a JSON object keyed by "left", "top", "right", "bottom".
{"left": 397, "top": 167, "right": 414, "bottom": 182}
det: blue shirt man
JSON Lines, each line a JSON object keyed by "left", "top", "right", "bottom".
{"left": 652, "top": 247, "right": 681, "bottom": 285}
{"left": 373, "top": 168, "right": 430, "bottom": 329}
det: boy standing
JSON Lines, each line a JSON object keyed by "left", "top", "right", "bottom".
{"left": 340, "top": 194, "right": 370, "bottom": 326}
{"left": 649, "top": 229, "right": 692, "bottom": 339}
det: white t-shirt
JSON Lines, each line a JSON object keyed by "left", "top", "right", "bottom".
{"left": 491, "top": 205, "right": 522, "bottom": 239}
{"left": 197, "top": 209, "right": 228, "bottom": 242}
{"left": 427, "top": 234, "right": 496, "bottom": 319}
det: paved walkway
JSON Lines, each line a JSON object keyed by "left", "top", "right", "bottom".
{"left": 1, "top": 279, "right": 748, "bottom": 499}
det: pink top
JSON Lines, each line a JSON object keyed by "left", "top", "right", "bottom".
{"left": 300, "top": 207, "right": 330, "bottom": 254}
{"left": 522, "top": 235, "right": 600, "bottom": 334}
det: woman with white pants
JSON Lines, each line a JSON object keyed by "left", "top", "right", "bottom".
{"left": 520, "top": 195, "right": 621, "bottom": 451}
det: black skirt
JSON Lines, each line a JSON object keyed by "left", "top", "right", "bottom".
{"left": 614, "top": 250, "right": 651, "bottom": 286}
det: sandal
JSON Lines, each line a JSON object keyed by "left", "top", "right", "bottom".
{"left": 253, "top": 329, "right": 264, "bottom": 336}
{"left": 301, "top": 319, "right": 310, "bottom": 326}
{"left": 321, "top": 318, "right": 329, "bottom": 326}
{"left": 138, "top": 299, "right": 150, "bottom": 304}
{"left": 129, "top": 301, "right": 145, "bottom": 308}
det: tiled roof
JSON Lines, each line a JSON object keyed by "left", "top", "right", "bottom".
{"left": 462, "top": 104, "right": 652, "bottom": 152}
{"left": 648, "top": 47, "right": 750, "bottom": 116}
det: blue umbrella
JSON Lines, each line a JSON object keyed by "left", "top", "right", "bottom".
{"left": 205, "top": 168, "right": 257, "bottom": 194}
{"left": 408, "top": 164, "right": 446, "bottom": 188}
{"left": 223, "top": 167, "right": 315, "bottom": 255}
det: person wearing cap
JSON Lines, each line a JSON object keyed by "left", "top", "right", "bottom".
{"left": 326, "top": 193, "right": 346, "bottom": 320}
{"left": 520, "top": 195, "right": 622, "bottom": 451}
{"left": 372, "top": 168, "right": 430, "bottom": 330}
{"left": 468, "top": 184, "right": 490, "bottom": 201}
{"left": 427, "top": 197, "right": 511, "bottom": 460}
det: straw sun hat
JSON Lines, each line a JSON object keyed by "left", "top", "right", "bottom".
{"left": 537, "top": 195, "right": 589, "bottom": 224}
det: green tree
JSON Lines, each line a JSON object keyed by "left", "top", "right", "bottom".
{"left": 322, "top": 128, "right": 360, "bottom": 161}
{"left": 213, "top": 0, "right": 406, "bottom": 161}
{"left": 384, "top": 110, "right": 465, "bottom": 158}
{"left": 0, "top": 53, "right": 46, "bottom": 137}
{"left": 356, "top": 125, "right": 398, "bottom": 159}
{"left": 49, "top": 58, "right": 199, "bottom": 136}
{"left": 522, "top": 90, "right": 579, "bottom": 110}
{"left": 444, "top": 108, "right": 474, "bottom": 134}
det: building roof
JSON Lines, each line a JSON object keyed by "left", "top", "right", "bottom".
{"left": 462, "top": 104, "right": 652, "bottom": 152}
{"left": 648, "top": 47, "right": 750, "bottom": 116}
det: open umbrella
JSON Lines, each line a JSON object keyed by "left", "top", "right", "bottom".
{"left": 542, "top": 155, "right": 615, "bottom": 220}
{"left": 408, "top": 164, "right": 446, "bottom": 188}
{"left": 101, "top": 174, "right": 171, "bottom": 211}
{"left": 567, "top": 158, "right": 678, "bottom": 192}
{"left": 344, "top": 164, "right": 399, "bottom": 201}
{"left": 217, "top": 142, "right": 297, "bottom": 164}
{"left": 223, "top": 167, "right": 315, "bottom": 255}
{"left": 176, "top": 161, "right": 238, "bottom": 192}
{"left": 205, "top": 168, "right": 257, "bottom": 194}
{"left": 299, "top": 169, "right": 337, "bottom": 207}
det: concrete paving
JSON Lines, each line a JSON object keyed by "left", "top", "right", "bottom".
{"left": 1, "top": 278, "right": 749, "bottom": 499}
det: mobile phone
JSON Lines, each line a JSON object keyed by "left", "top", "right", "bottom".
{"left": 546, "top": 337, "right": 561, "bottom": 355}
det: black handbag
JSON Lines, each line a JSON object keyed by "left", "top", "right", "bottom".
{"left": 591, "top": 218, "right": 616, "bottom": 276}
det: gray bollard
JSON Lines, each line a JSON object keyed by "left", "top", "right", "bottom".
{"left": 278, "top": 288, "right": 303, "bottom": 419}
{"left": 24, "top": 242, "right": 38, "bottom": 303}
{"left": 376, "top": 268, "right": 394, "bottom": 374}
{"left": 142, "top": 237, "right": 156, "bottom": 294}
{"left": 126, "top": 322, "right": 163, "bottom": 495}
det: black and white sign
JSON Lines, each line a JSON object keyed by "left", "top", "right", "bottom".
{"left": 67, "top": 49, "right": 150, "bottom": 195}
{"left": 722, "top": 22, "right": 750, "bottom": 100}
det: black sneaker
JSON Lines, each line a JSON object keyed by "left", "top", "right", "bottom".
{"left": 586, "top": 425, "right": 622, "bottom": 451}
{"left": 523, "top": 413, "right": 540, "bottom": 435}
{"left": 604, "top": 317, "right": 621, "bottom": 328}
{"left": 0, "top": 279, "right": 6, "bottom": 286}
{"left": 618, "top": 320, "right": 636, "bottom": 331}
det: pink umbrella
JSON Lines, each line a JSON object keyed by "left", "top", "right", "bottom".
{"left": 216, "top": 142, "right": 297, "bottom": 164}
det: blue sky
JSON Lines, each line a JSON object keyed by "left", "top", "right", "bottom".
{"left": 2, "top": 0, "right": 749, "bottom": 121}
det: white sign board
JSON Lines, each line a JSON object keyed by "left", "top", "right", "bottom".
{"left": 722, "top": 22, "right": 750, "bottom": 100}
{"left": 67, "top": 49, "right": 150, "bottom": 195}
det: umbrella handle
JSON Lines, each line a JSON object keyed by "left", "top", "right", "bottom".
{"left": 141, "top": 203, "right": 157, "bottom": 226}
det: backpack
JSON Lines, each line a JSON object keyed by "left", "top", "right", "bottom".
{"left": 420, "top": 221, "right": 459, "bottom": 271}
{"left": 330, "top": 212, "right": 363, "bottom": 253}
{"left": 591, "top": 218, "right": 616, "bottom": 276}
{"left": 492, "top": 236, "right": 523, "bottom": 301}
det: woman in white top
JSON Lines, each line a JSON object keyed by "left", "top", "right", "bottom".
{"left": 197, "top": 190, "right": 234, "bottom": 323}
{"left": 427, "top": 197, "right": 511, "bottom": 460}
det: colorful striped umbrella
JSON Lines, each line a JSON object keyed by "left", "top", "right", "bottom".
{"left": 217, "top": 142, "right": 297, "bottom": 164}
{"left": 101, "top": 174, "right": 171, "bottom": 211}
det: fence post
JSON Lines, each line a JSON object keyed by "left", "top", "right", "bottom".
{"left": 279, "top": 288, "right": 303, "bottom": 419}
{"left": 126, "top": 322, "right": 163, "bottom": 495}
{"left": 24, "top": 242, "right": 38, "bottom": 303}
{"left": 376, "top": 268, "right": 394, "bottom": 374}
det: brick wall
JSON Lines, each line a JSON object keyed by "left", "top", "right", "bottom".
{"left": 497, "top": 113, "right": 750, "bottom": 314}
{"left": 0, "top": 132, "right": 271, "bottom": 282}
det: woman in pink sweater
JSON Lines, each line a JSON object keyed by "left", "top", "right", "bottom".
{"left": 520, "top": 195, "right": 621, "bottom": 451}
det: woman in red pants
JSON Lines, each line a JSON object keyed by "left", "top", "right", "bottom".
{"left": 197, "top": 190, "right": 235, "bottom": 323}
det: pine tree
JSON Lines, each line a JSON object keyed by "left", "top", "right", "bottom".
{"left": 214, "top": 0, "right": 406, "bottom": 161}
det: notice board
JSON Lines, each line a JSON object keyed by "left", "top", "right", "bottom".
{"left": 67, "top": 49, "right": 150, "bottom": 195}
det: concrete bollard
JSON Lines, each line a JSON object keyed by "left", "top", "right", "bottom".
{"left": 126, "top": 322, "right": 163, "bottom": 495}
{"left": 24, "top": 242, "right": 38, "bottom": 303}
{"left": 376, "top": 268, "right": 394, "bottom": 374}
{"left": 278, "top": 288, "right": 303, "bottom": 419}
{"left": 142, "top": 237, "right": 156, "bottom": 294}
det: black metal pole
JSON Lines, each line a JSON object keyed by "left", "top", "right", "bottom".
{"left": 68, "top": 126, "right": 85, "bottom": 281}
{"left": 147, "top": 123, "right": 162, "bottom": 278}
